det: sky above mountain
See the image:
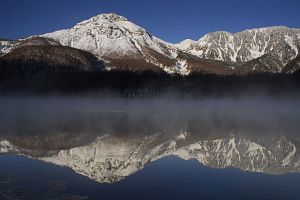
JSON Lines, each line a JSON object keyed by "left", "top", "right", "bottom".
{"left": 1, "top": 0, "right": 300, "bottom": 43}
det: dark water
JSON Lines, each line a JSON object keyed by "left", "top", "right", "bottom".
{"left": 1, "top": 155, "right": 300, "bottom": 200}
{"left": 0, "top": 96, "right": 300, "bottom": 200}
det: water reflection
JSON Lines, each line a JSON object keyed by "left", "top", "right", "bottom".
{"left": 0, "top": 97, "right": 299, "bottom": 183}
{"left": 1, "top": 132, "right": 300, "bottom": 183}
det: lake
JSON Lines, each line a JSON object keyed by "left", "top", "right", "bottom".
{"left": 0, "top": 96, "right": 300, "bottom": 200}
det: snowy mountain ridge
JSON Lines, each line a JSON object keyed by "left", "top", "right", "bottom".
{"left": 1, "top": 13, "right": 300, "bottom": 74}
{"left": 40, "top": 13, "right": 300, "bottom": 74}
{"left": 176, "top": 26, "right": 300, "bottom": 72}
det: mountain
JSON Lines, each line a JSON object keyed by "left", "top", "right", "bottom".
{"left": 1, "top": 132, "right": 300, "bottom": 183}
{"left": 1, "top": 13, "right": 300, "bottom": 75}
{"left": 41, "top": 13, "right": 182, "bottom": 73}
{"left": 176, "top": 26, "right": 300, "bottom": 73}
{"left": 40, "top": 13, "right": 239, "bottom": 75}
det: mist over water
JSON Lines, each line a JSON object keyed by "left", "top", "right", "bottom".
{"left": 0, "top": 95, "right": 299, "bottom": 141}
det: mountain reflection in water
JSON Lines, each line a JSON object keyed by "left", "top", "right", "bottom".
{"left": 0, "top": 97, "right": 300, "bottom": 184}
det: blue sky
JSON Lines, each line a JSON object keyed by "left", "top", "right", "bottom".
{"left": 1, "top": 0, "right": 299, "bottom": 43}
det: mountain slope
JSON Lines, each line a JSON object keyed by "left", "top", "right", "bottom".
{"left": 282, "top": 54, "right": 300, "bottom": 73}
{"left": 0, "top": 37, "right": 104, "bottom": 77}
{"left": 0, "top": 46, "right": 103, "bottom": 71}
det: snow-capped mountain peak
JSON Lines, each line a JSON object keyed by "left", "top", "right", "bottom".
{"left": 41, "top": 13, "right": 180, "bottom": 73}
{"left": 94, "top": 13, "right": 128, "bottom": 22}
